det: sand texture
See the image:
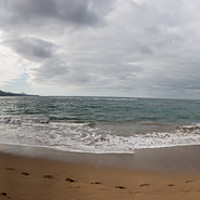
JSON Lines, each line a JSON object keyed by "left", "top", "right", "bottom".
{"left": 0, "top": 148, "right": 200, "bottom": 200}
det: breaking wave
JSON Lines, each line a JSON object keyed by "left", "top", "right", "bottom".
{"left": 0, "top": 118, "right": 200, "bottom": 154}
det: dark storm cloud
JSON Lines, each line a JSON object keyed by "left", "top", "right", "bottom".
{"left": 0, "top": 0, "right": 102, "bottom": 29}
{"left": 3, "top": 37, "right": 55, "bottom": 61}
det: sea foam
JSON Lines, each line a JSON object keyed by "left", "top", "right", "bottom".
{"left": 0, "top": 118, "right": 200, "bottom": 154}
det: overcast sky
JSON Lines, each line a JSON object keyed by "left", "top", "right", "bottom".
{"left": 0, "top": 0, "right": 200, "bottom": 99}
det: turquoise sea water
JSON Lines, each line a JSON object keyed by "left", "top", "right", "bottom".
{"left": 0, "top": 96, "right": 200, "bottom": 153}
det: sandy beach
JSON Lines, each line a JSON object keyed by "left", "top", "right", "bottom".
{"left": 0, "top": 145, "right": 200, "bottom": 200}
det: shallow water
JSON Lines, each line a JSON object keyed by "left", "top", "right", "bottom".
{"left": 0, "top": 96, "right": 200, "bottom": 153}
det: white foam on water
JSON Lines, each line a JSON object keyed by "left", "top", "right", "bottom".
{"left": 132, "top": 124, "right": 200, "bottom": 149}
{"left": 0, "top": 118, "right": 135, "bottom": 154}
{"left": 0, "top": 118, "right": 200, "bottom": 153}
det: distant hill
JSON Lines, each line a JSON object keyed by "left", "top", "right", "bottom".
{"left": 0, "top": 90, "right": 38, "bottom": 96}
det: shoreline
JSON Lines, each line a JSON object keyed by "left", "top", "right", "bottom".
{"left": 0, "top": 145, "right": 200, "bottom": 199}
{"left": 0, "top": 144, "right": 200, "bottom": 173}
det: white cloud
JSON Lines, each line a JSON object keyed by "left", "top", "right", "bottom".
{"left": 0, "top": 43, "right": 29, "bottom": 87}
{"left": 130, "top": 0, "right": 147, "bottom": 5}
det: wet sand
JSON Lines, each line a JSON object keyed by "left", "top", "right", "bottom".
{"left": 0, "top": 145, "right": 200, "bottom": 199}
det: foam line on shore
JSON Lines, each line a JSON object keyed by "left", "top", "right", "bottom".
{"left": 0, "top": 144, "right": 200, "bottom": 173}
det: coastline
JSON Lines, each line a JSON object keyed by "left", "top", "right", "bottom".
{"left": 0, "top": 145, "right": 200, "bottom": 199}
{"left": 0, "top": 144, "right": 200, "bottom": 172}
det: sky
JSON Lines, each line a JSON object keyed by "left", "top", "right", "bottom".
{"left": 0, "top": 0, "right": 200, "bottom": 99}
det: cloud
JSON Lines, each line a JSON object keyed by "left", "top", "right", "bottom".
{"left": 0, "top": 43, "right": 29, "bottom": 87}
{"left": 0, "top": 0, "right": 105, "bottom": 31}
{"left": 4, "top": 37, "right": 56, "bottom": 61}
{"left": 1, "top": 0, "right": 200, "bottom": 98}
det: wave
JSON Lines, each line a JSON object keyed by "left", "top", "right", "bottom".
{"left": 134, "top": 125, "right": 200, "bottom": 149}
{"left": 0, "top": 118, "right": 200, "bottom": 154}
{"left": 0, "top": 118, "right": 135, "bottom": 154}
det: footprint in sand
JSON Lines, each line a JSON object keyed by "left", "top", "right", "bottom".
{"left": 66, "top": 177, "right": 77, "bottom": 183}
{"left": 1, "top": 192, "right": 7, "bottom": 196}
{"left": 1, "top": 192, "right": 10, "bottom": 199}
{"left": 90, "top": 182, "right": 102, "bottom": 185}
{"left": 5, "top": 168, "right": 15, "bottom": 171}
{"left": 168, "top": 184, "right": 175, "bottom": 187}
{"left": 115, "top": 186, "right": 126, "bottom": 189}
{"left": 140, "top": 184, "right": 150, "bottom": 187}
{"left": 185, "top": 180, "right": 193, "bottom": 183}
{"left": 43, "top": 175, "right": 54, "bottom": 179}
{"left": 22, "top": 172, "right": 30, "bottom": 176}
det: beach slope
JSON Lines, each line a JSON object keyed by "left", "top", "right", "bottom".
{"left": 0, "top": 146, "right": 200, "bottom": 200}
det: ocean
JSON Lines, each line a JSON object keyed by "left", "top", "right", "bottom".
{"left": 0, "top": 96, "right": 200, "bottom": 154}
